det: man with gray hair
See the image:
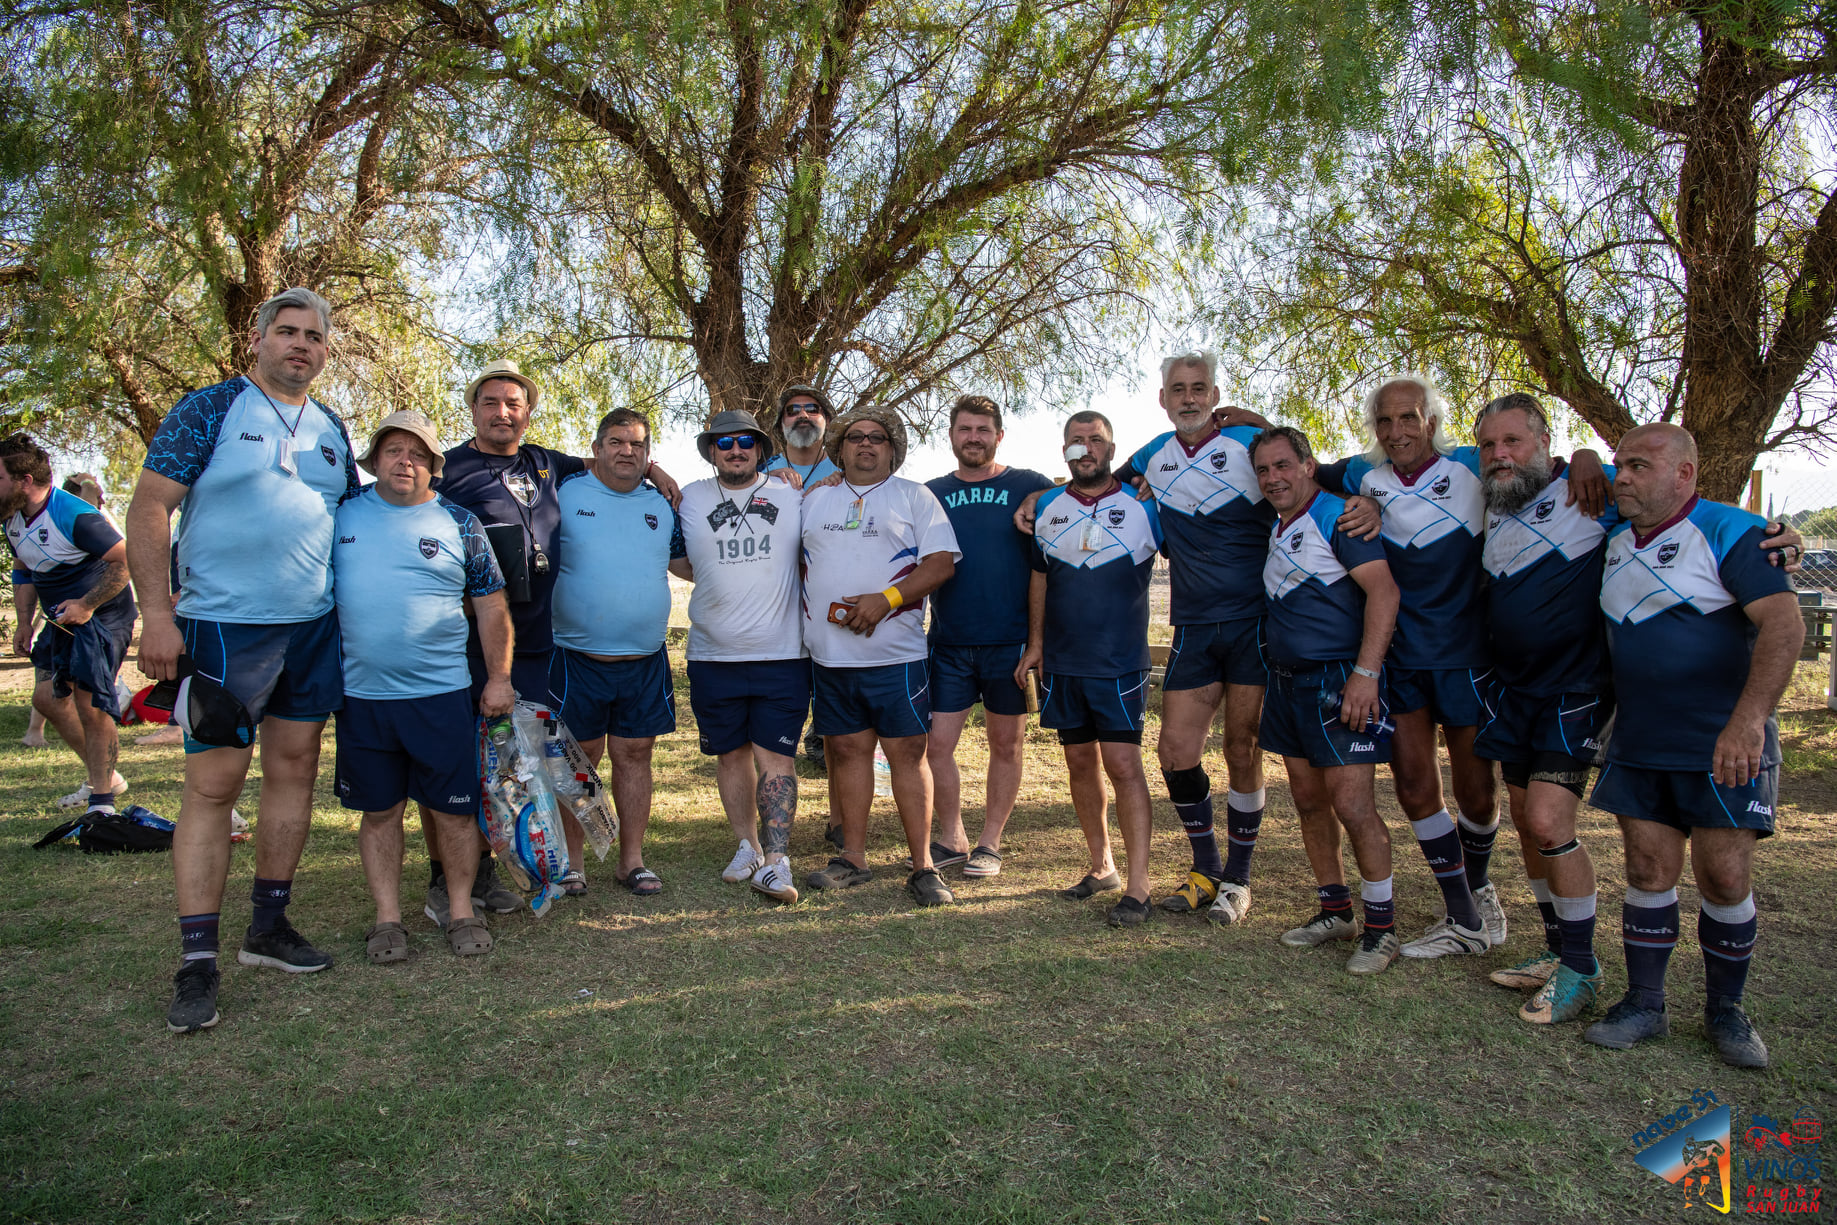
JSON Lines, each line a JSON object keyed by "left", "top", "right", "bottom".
{"left": 128, "top": 286, "right": 360, "bottom": 1033}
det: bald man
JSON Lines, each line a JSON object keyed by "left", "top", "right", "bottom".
{"left": 1583, "top": 424, "right": 1802, "bottom": 1069}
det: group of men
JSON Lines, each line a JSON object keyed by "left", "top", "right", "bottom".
{"left": 5, "top": 286, "right": 1801, "bottom": 1074}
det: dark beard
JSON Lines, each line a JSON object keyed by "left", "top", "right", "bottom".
{"left": 717, "top": 470, "right": 757, "bottom": 488}
{"left": 0, "top": 488, "right": 27, "bottom": 519}
{"left": 1484, "top": 454, "right": 1552, "bottom": 515}
{"left": 1070, "top": 461, "right": 1113, "bottom": 492}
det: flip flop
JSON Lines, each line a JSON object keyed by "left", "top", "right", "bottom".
{"left": 1061, "top": 871, "right": 1123, "bottom": 900}
{"left": 616, "top": 867, "right": 663, "bottom": 896}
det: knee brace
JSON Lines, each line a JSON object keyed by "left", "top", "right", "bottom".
{"left": 1161, "top": 765, "right": 1210, "bottom": 805}
{"left": 1537, "top": 838, "right": 1582, "bottom": 859}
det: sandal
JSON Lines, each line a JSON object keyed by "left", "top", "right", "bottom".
{"left": 446, "top": 915, "right": 493, "bottom": 957}
{"left": 616, "top": 867, "right": 663, "bottom": 896}
{"left": 1061, "top": 871, "right": 1122, "bottom": 900}
{"left": 365, "top": 921, "right": 409, "bottom": 964}
{"left": 559, "top": 870, "right": 587, "bottom": 897}
{"left": 962, "top": 846, "right": 1003, "bottom": 877}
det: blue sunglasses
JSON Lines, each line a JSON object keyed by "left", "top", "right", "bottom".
{"left": 714, "top": 435, "right": 759, "bottom": 451}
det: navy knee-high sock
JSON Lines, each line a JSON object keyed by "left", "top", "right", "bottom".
{"left": 1457, "top": 811, "right": 1499, "bottom": 890}
{"left": 1699, "top": 894, "right": 1758, "bottom": 1008}
{"left": 1409, "top": 810, "right": 1479, "bottom": 929}
{"left": 1220, "top": 788, "right": 1265, "bottom": 885}
{"left": 1529, "top": 878, "right": 1562, "bottom": 954}
{"left": 1163, "top": 767, "right": 1222, "bottom": 876}
{"left": 1622, "top": 885, "right": 1679, "bottom": 1011}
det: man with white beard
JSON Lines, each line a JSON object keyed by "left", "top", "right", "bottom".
{"left": 763, "top": 384, "right": 841, "bottom": 782}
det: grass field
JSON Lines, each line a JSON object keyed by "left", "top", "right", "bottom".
{"left": 1, "top": 652, "right": 1832, "bottom": 1224}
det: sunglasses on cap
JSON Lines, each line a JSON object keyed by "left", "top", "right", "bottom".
{"left": 713, "top": 434, "right": 759, "bottom": 451}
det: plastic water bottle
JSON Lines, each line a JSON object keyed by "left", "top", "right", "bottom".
{"left": 872, "top": 744, "right": 893, "bottom": 798}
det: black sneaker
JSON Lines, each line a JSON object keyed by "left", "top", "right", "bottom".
{"left": 806, "top": 856, "right": 872, "bottom": 890}
{"left": 1108, "top": 895, "right": 1152, "bottom": 927}
{"left": 1583, "top": 995, "right": 1669, "bottom": 1050}
{"left": 238, "top": 916, "right": 333, "bottom": 973}
{"left": 167, "top": 959, "right": 221, "bottom": 1033}
{"left": 1706, "top": 1002, "right": 1769, "bottom": 1069}
{"left": 472, "top": 855, "right": 522, "bottom": 914}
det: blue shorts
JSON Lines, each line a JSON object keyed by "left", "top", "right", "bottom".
{"left": 467, "top": 650, "right": 555, "bottom": 712}
{"left": 687, "top": 658, "right": 811, "bottom": 756}
{"left": 335, "top": 690, "right": 479, "bottom": 813}
{"left": 811, "top": 661, "right": 931, "bottom": 739}
{"left": 1475, "top": 684, "right": 1611, "bottom": 775}
{"left": 929, "top": 642, "right": 1029, "bottom": 717}
{"left": 1388, "top": 666, "right": 1490, "bottom": 728}
{"left": 38, "top": 605, "right": 134, "bottom": 717}
{"left": 1040, "top": 671, "right": 1149, "bottom": 745}
{"left": 1259, "top": 661, "right": 1392, "bottom": 768}
{"left": 1163, "top": 617, "right": 1266, "bottom": 691}
{"left": 178, "top": 611, "right": 343, "bottom": 752}
{"left": 549, "top": 647, "right": 677, "bottom": 742}
{"left": 1590, "top": 762, "right": 1777, "bottom": 840}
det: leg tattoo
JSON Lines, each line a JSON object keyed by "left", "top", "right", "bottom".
{"left": 758, "top": 773, "right": 797, "bottom": 857}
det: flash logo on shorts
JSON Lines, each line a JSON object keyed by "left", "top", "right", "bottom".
{"left": 448, "top": 795, "right": 469, "bottom": 805}
{"left": 1349, "top": 741, "right": 1376, "bottom": 751}
{"left": 1747, "top": 801, "right": 1772, "bottom": 816}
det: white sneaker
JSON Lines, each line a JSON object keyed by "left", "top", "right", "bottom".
{"left": 1473, "top": 882, "right": 1508, "bottom": 946}
{"left": 1400, "top": 914, "right": 1491, "bottom": 959}
{"left": 750, "top": 859, "right": 799, "bottom": 904}
{"left": 1205, "top": 881, "right": 1252, "bottom": 926}
{"left": 58, "top": 772, "right": 128, "bottom": 809}
{"left": 722, "top": 841, "right": 763, "bottom": 883}
{"left": 229, "top": 809, "right": 249, "bottom": 834}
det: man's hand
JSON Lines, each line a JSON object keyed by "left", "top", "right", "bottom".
{"left": 11, "top": 624, "right": 32, "bottom": 657}
{"left": 1339, "top": 673, "right": 1381, "bottom": 730}
{"left": 1712, "top": 715, "right": 1768, "bottom": 788}
{"left": 1013, "top": 644, "right": 1043, "bottom": 690}
{"left": 1760, "top": 521, "right": 1804, "bottom": 572}
{"left": 51, "top": 600, "right": 93, "bottom": 628}
{"left": 646, "top": 463, "right": 682, "bottom": 508}
{"left": 478, "top": 676, "right": 515, "bottom": 719}
{"left": 1335, "top": 495, "right": 1383, "bottom": 541}
{"left": 804, "top": 470, "right": 844, "bottom": 494}
{"left": 1213, "top": 405, "right": 1272, "bottom": 431}
{"left": 1129, "top": 473, "right": 1154, "bottom": 503}
{"left": 1565, "top": 448, "right": 1609, "bottom": 518}
{"left": 771, "top": 468, "right": 805, "bottom": 491}
{"left": 837, "top": 591, "right": 893, "bottom": 636}
{"left": 1013, "top": 488, "right": 1046, "bottom": 535}
{"left": 138, "top": 618, "right": 185, "bottom": 681}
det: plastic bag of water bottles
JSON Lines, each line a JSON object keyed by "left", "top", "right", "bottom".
{"left": 529, "top": 702, "right": 618, "bottom": 861}
{"left": 477, "top": 702, "right": 572, "bottom": 918}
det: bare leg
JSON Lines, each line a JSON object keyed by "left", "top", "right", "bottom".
{"left": 1286, "top": 756, "right": 1344, "bottom": 888}
{"left": 1326, "top": 763, "right": 1391, "bottom": 884}
{"left": 249, "top": 717, "right": 325, "bottom": 883}
{"left": 926, "top": 708, "right": 972, "bottom": 852}
{"left": 1220, "top": 682, "right": 1266, "bottom": 795}
{"left": 826, "top": 731, "right": 877, "bottom": 868}
{"left": 1062, "top": 741, "right": 1113, "bottom": 876}
{"left": 976, "top": 712, "right": 1027, "bottom": 851}
{"left": 1387, "top": 707, "right": 1444, "bottom": 821}
{"left": 72, "top": 687, "right": 120, "bottom": 794}
{"left": 715, "top": 745, "right": 761, "bottom": 851}
{"left": 1101, "top": 741, "right": 1153, "bottom": 903}
{"left": 173, "top": 744, "right": 255, "bottom": 916}
{"left": 358, "top": 802, "right": 408, "bottom": 924}
{"left": 430, "top": 809, "right": 479, "bottom": 921}
{"left": 881, "top": 732, "right": 934, "bottom": 871}
{"left": 605, "top": 735, "right": 657, "bottom": 877}
{"left": 34, "top": 680, "right": 84, "bottom": 764}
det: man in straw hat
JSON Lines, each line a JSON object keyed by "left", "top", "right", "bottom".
{"left": 333, "top": 411, "right": 514, "bottom": 962}
{"left": 128, "top": 286, "right": 359, "bottom": 1033}
{"left": 669, "top": 409, "right": 807, "bottom": 903}
{"left": 799, "top": 406, "right": 961, "bottom": 908}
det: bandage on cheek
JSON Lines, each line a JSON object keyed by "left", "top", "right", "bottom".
{"left": 1063, "top": 444, "right": 1089, "bottom": 462}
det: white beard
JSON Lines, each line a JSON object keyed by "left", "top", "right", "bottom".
{"left": 787, "top": 421, "right": 824, "bottom": 448}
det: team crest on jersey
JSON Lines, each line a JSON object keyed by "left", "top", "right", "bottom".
{"left": 1657, "top": 541, "right": 1679, "bottom": 565}
{"left": 418, "top": 538, "right": 438, "bottom": 559}
{"left": 502, "top": 471, "right": 537, "bottom": 507}
{"left": 1534, "top": 498, "right": 1555, "bottom": 520}
{"left": 1209, "top": 452, "right": 1228, "bottom": 471}
{"left": 320, "top": 444, "right": 337, "bottom": 466}
{"left": 1107, "top": 507, "right": 1126, "bottom": 526}
{"left": 1288, "top": 532, "right": 1303, "bottom": 552}
{"left": 1431, "top": 474, "right": 1452, "bottom": 496}
{"left": 645, "top": 514, "right": 658, "bottom": 530}
{"left": 36, "top": 528, "right": 48, "bottom": 543}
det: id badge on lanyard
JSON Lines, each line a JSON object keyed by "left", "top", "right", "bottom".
{"left": 1079, "top": 516, "right": 1103, "bottom": 552}
{"left": 844, "top": 497, "right": 864, "bottom": 531}
{"left": 275, "top": 435, "right": 297, "bottom": 477}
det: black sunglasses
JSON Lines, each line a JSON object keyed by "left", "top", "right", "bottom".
{"left": 714, "top": 435, "right": 759, "bottom": 451}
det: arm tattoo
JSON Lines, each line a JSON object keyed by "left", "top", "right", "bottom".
{"left": 757, "top": 772, "right": 797, "bottom": 857}
{"left": 82, "top": 561, "right": 131, "bottom": 610}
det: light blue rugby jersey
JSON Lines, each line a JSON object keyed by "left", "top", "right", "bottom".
{"left": 1121, "top": 427, "right": 1273, "bottom": 624}
{"left": 551, "top": 471, "right": 686, "bottom": 657}
{"left": 1319, "top": 446, "right": 1487, "bottom": 669}
{"left": 332, "top": 489, "right": 504, "bottom": 700}
{"left": 1262, "top": 491, "right": 1387, "bottom": 669}
{"left": 1600, "top": 495, "right": 1789, "bottom": 771}
{"left": 763, "top": 452, "right": 840, "bottom": 485}
{"left": 144, "top": 377, "right": 359, "bottom": 623}
{"left": 1030, "top": 483, "right": 1163, "bottom": 677}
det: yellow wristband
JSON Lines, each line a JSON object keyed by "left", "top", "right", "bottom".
{"left": 882, "top": 585, "right": 904, "bottom": 610}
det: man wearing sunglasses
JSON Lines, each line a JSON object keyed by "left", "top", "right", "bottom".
{"left": 549, "top": 409, "right": 686, "bottom": 898}
{"left": 800, "top": 408, "right": 961, "bottom": 907}
{"left": 763, "top": 384, "right": 840, "bottom": 774}
{"left": 671, "top": 411, "right": 807, "bottom": 902}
